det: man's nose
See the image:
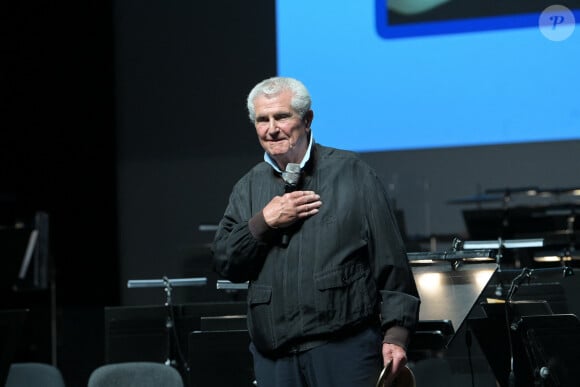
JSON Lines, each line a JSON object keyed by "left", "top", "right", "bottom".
{"left": 268, "top": 119, "right": 280, "bottom": 134}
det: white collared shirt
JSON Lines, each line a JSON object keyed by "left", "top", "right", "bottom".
{"left": 263, "top": 133, "right": 314, "bottom": 173}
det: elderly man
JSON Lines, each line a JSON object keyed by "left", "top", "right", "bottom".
{"left": 213, "top": 77, "right": 420, "bottom": 387}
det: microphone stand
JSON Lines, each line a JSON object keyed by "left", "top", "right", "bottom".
{"left": 504, "top": 267, "right": 532, "bottom": 387}
{"left": 162, "top": 276, "right": 175, "bottom": 367}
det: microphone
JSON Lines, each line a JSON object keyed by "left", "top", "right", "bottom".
{"left": 281, "top": 163, "right": 301, "bottom": 246}
{"left": 282, "top": 163, "right": 301, "bottom": 192}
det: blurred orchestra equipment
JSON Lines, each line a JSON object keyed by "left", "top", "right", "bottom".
{"left": 0, "top": 210, "right": 55, "bottom": 365}
{"left": 442, "top": 186, "right": 580, "bottom": 385}
{"left": 449, "top": 186, "right": 579, "bottom": 266}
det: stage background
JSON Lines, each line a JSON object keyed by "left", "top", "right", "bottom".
{"left": 3, "top": 0, "right": 579, "bottom": 385}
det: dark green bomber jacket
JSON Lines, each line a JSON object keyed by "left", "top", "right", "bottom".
{"left": 212, "top": 143, "right": 420, "bottom": 356}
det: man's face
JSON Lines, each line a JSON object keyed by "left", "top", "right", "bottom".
{"left": 253, "top": 89, "right": 311, "bottom": 167}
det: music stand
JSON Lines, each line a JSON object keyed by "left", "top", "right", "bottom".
{"left": 127, "top": 277, "right": 207, "bottom": 370}
{"left": 470, "top": 266, "right": 576, "bottom": 387}
{"left": 515, "top": 314, "right": 580, "bottom": 386}
{"left": 201, "top": 280, "right": 248, "bottom": 332}
{"left": 475, "top": 312, "right": 580, "bottom": 387}
{"left": 216, "top": 280, "right": 249, "bottom": 291}
{"left": 408, "top": 246, "right": 498, "bottom": 344}
{"left": 463, "top": 237, "right": 544, "bottom": 271}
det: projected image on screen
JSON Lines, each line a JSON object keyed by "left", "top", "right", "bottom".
{"left": 388, "top": 0, "right": 580, "bottom": 23}
{"left": 380, "top": 0, "right": 580, "bottom": 37}
{"left": 276, "top": 1, "right": 580, "bottom": 153}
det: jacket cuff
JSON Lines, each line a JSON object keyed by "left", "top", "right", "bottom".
{"left": 383, "top": 325, "right": 410, "bottom": 350}
{"left": 380, "top": 291, "right": 420, "bottom": 331}
{"left": 248, "top": 211, "right": 277, "bottom": 241}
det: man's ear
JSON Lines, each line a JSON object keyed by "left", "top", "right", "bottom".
{"left": 303, "top": 110, "right": 314, "bottom": 127}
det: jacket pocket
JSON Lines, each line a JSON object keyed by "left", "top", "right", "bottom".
{"left": 314, "top": 262, "right": 374, "bottom": 329}
{"left": 247, "top": 284, "right": 276, "bottom": 353}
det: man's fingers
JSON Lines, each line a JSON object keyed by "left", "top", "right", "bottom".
{"left": 284, "top": 191, "right": 321, "bottom": 208}
{"left": 286, "top": 191, "right": 319, "bottom": 203}
{"left": 382, "top": 343, "right": 407, "bottom": 377}
{"left": 390, "top": 357, "right": 404, "bottom": 375}
{"left": 297, "top": 200, "right": 322, "bottom": 217}
{"left": 288, "top": 190, "right": 316, "bottom": 198}
{"left": 264, "top": 191, "right": 322, "bottom": 228}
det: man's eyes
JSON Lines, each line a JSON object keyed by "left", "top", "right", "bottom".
{"left": 256, "top": 114, "right": 293, "bottom": 122}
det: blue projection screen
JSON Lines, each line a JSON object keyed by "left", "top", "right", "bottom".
{"left": 276, "top": 1, "right": 580, "bottom": 152}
